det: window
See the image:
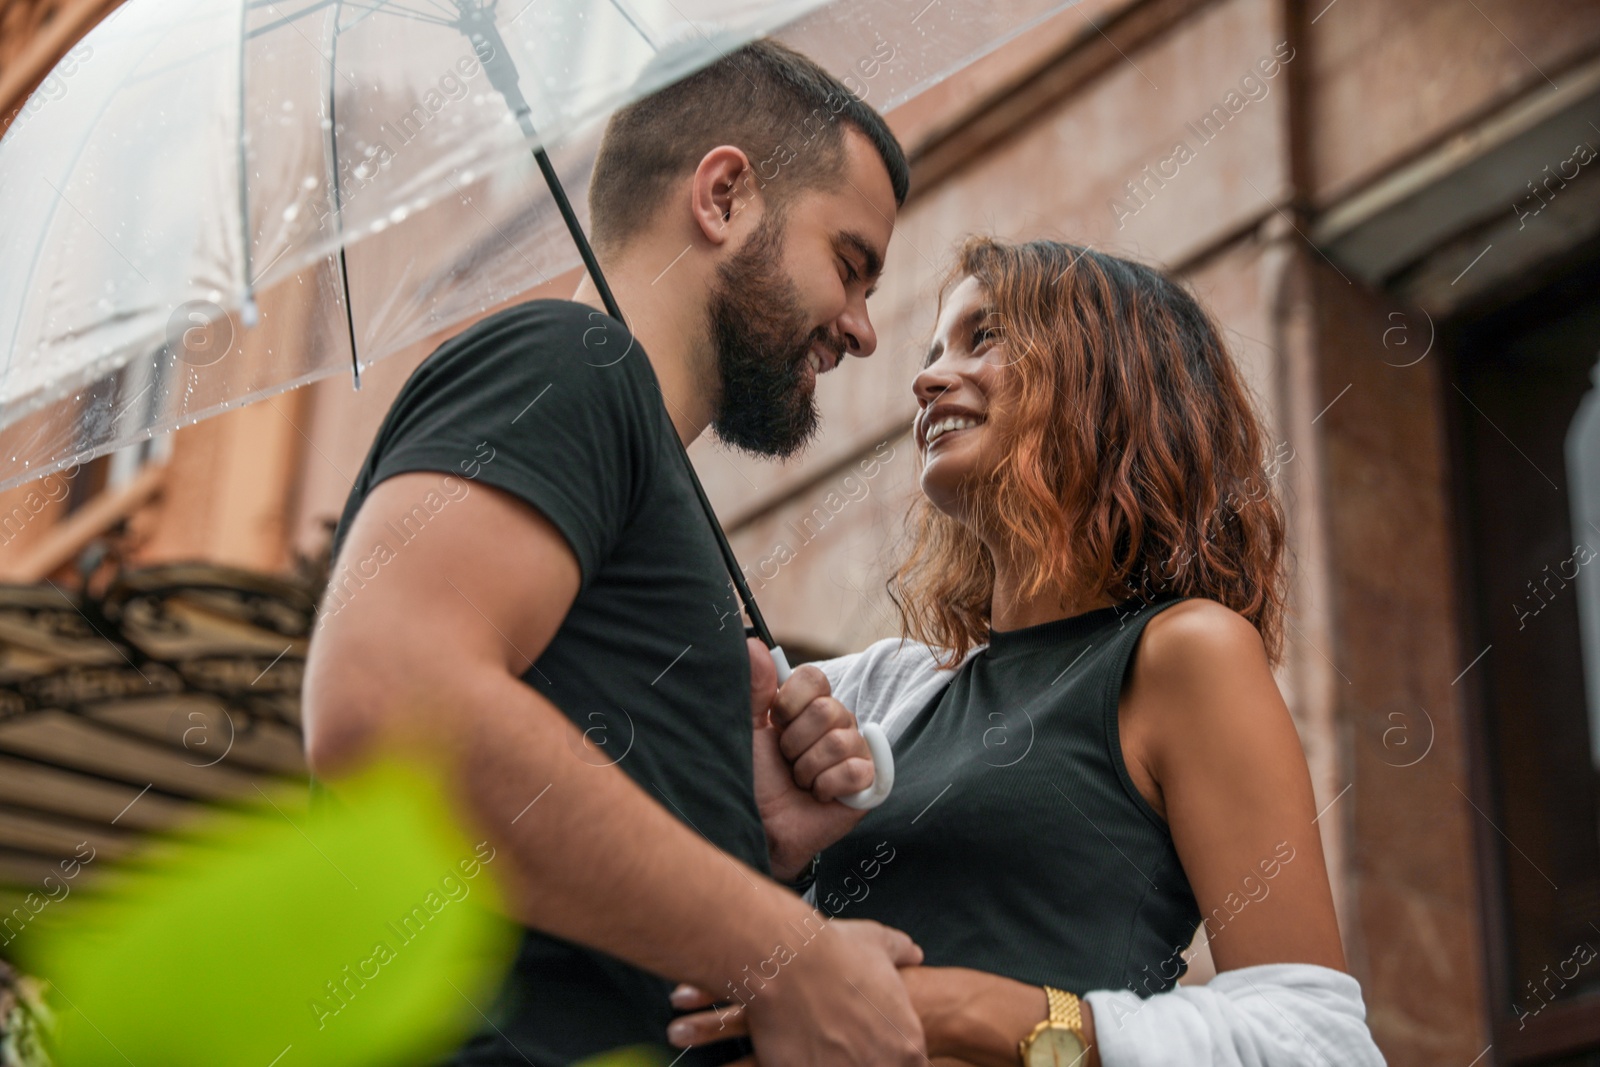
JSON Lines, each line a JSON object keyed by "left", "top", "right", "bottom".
{"left": 1449, "top": 238, "right": 1600, "bottom": 1062}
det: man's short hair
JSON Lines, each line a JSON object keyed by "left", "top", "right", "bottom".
{"left": 588, "top": 39, "right": 910, "bottom": 252}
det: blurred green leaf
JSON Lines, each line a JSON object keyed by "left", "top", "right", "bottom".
{"left": 16, "top": 758, "right": 518, "bottom": 1067}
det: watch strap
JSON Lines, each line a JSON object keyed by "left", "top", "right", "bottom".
{"left": 1045, "top": 985, "right": 1083, "bottom": 1029}
{"left": 1018, "top": 986, "right": 1087, "bottom": 1065}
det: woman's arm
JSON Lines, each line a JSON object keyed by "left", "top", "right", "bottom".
{"left": 900, "top": 966, "right": 1088, "bottom": 1066}
{"left": 668, "top": 958, "right": 1382, "bottom": 1066}
{"left": 894, "top": 959, "right": 1381, "bottom": 1067}
{"left": 1119, "top": 598, "right": 1346, "bottom": 975}
{"left": 667, "top": 965, "right": 1076, "bottom": 1065}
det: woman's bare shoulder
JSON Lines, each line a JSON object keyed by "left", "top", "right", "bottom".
{"left": 1123, "top": 597, "right": 1295, "bottom": 780}
{"left": 1141, "top": 597, "right": 1264, "bottom": 665}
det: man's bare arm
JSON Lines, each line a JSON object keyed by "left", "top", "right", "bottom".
{"left": 302, "top": 472, "right": 926, "bottom": 1065}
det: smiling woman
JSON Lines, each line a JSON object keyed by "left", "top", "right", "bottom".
{"left": 669, "top": 237, "right": 1382, "bottom": 1067}
{"left": 896, "top": 237, "right": 1288, "bottom": 669}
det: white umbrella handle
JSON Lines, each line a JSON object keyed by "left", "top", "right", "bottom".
{"left": 770, "top": 646, "right": 893, "bottom": 811}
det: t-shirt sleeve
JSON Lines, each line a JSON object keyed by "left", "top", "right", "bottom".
{"left": 362, "top": 302, "right": 654, "bottom": 588}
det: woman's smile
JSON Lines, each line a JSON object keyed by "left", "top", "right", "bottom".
{"left": 919, "top": 405, "right": 988, "bottom": 451}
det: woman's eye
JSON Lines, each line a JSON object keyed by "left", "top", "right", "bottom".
{"left": 974, "top": 325, "right": 1003, "bottom": 347}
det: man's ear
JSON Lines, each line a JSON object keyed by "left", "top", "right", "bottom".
{"left": 690, "top": 145, "right": 758, "bottom": 246}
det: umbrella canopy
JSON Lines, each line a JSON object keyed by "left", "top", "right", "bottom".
{"left": 0, "top": 0, "right": 1079, "bottom": 493}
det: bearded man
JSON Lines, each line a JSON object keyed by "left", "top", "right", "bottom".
{"left": 302, "top": 38, "right": 922, "bottom": 1067}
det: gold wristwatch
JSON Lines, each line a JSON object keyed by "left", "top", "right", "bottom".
{"left": 1018, "top": 986, "right": 1089, "bottom": 1066}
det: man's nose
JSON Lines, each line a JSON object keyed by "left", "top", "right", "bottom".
{"left": 837, "top": 302, "right": 878, "bottom": 360}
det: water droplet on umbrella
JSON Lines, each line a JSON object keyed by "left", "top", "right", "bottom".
{"left": 282, "top": 204, "right": 300, "bottom": 222}
{"left": 301, "top": 175, "right": 318, "bottom": 190}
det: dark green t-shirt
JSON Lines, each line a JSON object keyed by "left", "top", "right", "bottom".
{"left": 330, "top": 299, "right": 765, "bottom": 1066}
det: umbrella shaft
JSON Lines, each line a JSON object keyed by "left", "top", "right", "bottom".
{"left": 525, "top": 146, "right": 779, "bottom": 646}
{"left": 457, "top": 15, "right": 779, "bottom": 649}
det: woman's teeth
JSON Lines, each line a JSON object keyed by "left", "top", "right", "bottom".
{"left": 924, "top": 415, "right": 982, "bottom": 446}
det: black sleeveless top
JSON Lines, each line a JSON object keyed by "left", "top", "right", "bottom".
{"left": 813, "top": 593, "right": 1202, "bottom": 997}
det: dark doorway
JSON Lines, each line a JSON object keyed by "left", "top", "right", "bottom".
{"left": 1448, "top": 238, "right": 1600, "bottom": 1063}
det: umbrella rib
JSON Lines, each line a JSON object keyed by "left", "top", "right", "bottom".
{"left": 325, "top": 0, "right": 363, "bottom": 389}
{"left": 332, "top": 0, "right": 416, "bottom": 35}
{"left": 266, "top": 0, "right": 362, "bottom": 89}
{"left": 245, "top": 0, "right": 337, "bottom": 40}
{"left": 235, "top": 0, "right": 259, "bottom": 326}
{"left": 606, "top": 0, "right": 660, "bottom": 51}
{"left": 253, "top": 0, "right": 455, "bottom": 36}
{"left": 339, "top": 0, "right": 455, "bottom": 25}
{"left": 417, "top": 0, "right": 463, "bottom": 20}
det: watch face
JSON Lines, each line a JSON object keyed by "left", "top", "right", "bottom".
{"left": 1024, "top": 1026, "right": 1088, "bottom": 1067}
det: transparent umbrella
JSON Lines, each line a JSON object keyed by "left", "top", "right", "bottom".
{"left": 0, "top": 0, "right": 1081, "bottom": 803}
{"left": 0, "top": 0, "right": 1079, "bottom": 491}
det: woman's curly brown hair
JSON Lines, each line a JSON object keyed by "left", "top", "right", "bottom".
{"left": 888, "top": 237, "right": 1289, "bottom": 667}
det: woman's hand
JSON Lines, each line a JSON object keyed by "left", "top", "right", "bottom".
{"left": 667, "top": 958, "right": 1091, "bottom": 1067}
{"left": 665, "top": 919, "right": 927, "bottom": 1061}
{"left": 748, "top": 640, "right": 876, "bottom": 880}
{"left": 902, "top": 966, "right": 1094, "bottom": 1067}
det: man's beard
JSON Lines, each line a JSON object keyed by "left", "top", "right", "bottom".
{"left": 707, "top": 212, "right": 842, "bottom": 458}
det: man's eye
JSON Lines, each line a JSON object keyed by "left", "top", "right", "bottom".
{"left": 840, "top": 258, "right": 860, "bottom": 283}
